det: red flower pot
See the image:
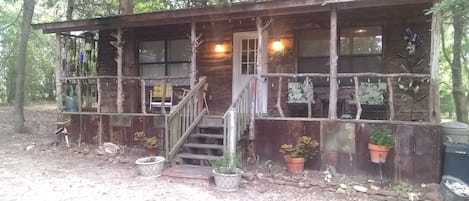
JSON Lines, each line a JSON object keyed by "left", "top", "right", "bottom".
{"left": 284, "top": 155, "right": 305, "bottom": 173}
{"left": 368, "top": 143, "right": 390, "bottom": 163}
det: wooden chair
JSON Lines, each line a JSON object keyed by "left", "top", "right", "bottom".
{"left": 149, "top": 83, "right": 173, "bottom": 113}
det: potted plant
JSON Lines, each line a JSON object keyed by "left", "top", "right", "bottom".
{"left": 279, "top": 136, "right": 319, "bottom": 174}
{"left": 368, "top": 127, "right": 395, "bottom": 163}
{"left": 133, "top": 131, "right": 158, "bottom": 156}
{"left": 135, "top": 155, "right": 165, "bottom": 177}
{"left": 211, "top": 154, "right": 243, "bottom": 192}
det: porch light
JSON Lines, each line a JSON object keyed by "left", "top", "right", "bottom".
{"left": 272, "top": 40, "right": 284, "bottom": 52}
{"left": 215, "top": 43, "right": 225, "bottom": 53}
{"left": 354, "top": 29, "right": 367, "bottom": 34}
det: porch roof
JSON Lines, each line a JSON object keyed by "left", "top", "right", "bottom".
{"left": 33, "top": 0, "right": 432, "bottom": 33}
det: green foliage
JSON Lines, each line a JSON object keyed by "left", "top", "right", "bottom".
{"left": 370, "top": 128, "right": 394, "bottom": 147}
{"left": 211, "top": 154, "right": 242, "bottom": 174}
{"left": 279, "top": 136, "right": 319, "bottom": 159}
{"left": 133, "top": 131, "right": 158, "bottom": 149}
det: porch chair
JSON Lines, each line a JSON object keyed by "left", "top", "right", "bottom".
{"left": 149, "top": 83, "right": 173, "bottom": 113}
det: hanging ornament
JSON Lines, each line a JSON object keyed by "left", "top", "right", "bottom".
{"left": 326, "top": 77, "right": 329, "bottom": 82}
{"left": 350, "top": 78, "right": 353, "bottom": 84}
{"left": 378, "top": 78, "right": 381, "bottom": 83}
{"left": 367, "top": 78, "right": 371, "bottom": 83}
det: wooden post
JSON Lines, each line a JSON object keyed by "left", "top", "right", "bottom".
{"left": 111, "top": 28, "right": 124, "bottom": 113}
{"left": 54, "top": 33, "right": 63, "bottom": 114}
{"left": 276, "top": 77, "right": 285, "bottom": 117}
{"left": 256, "top": 17, "right": 272, "bottom": 114}
{"left": 429, "top": 9, "right": 442, "bottom": 123}
{"left": 140, "top": 79, "right": 146, "bottom": 114}
{"left": 97, "top": 78, "right": 101, "bottom": 113}
{"left": 387, "top": 78, "right": 395, "bottom": 120}
{"left": 190, "top": 21, "right": 197, "bottom": 88}
{"left": 306, "top": 77, "right": 314, "bottom": 118}
{"left": 353, "top": 77, "right": 362, "bottom": 120}
{"left": 328, "top": 7, "right": 338, "bottom": 120}
{"left": 161, "top": 79, "right": 167, "bottom": 115}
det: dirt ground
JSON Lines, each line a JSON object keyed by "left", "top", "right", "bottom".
{"left": 0, "top": 106, "right": 423, "bottom": 201}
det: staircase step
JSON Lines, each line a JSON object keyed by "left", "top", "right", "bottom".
{"left": 178, "top": 153, "right": 221, "bottom": 161}
{"left": 191, "top": 133, "right": 224, "bottom": 139}
{"left": 183, "top": 143, "right": 223, "bottom": 150}
{"left": 198, "top": 124, "right": 223, "bottom": 129}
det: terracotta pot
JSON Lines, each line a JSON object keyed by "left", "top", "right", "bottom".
{"left": 283, "top": 155, "right": 305, "bottom": 174}
{"left": 146, "top": 148, "right": 157, "bottom": 156}
{"left": 368, "top": 143, "right": 390, "bottom": 163}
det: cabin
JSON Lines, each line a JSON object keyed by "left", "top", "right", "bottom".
{"left": 34, "top": 0, "right": 443, "bottom": 184}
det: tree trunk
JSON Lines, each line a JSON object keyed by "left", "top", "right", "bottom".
{"left": 14, "top": 0, "right": 36, "bottom": 133}
{"left": 451, "top": 5, "right": 468, "bottom": 123}
{"left": 119, "top": 0, "right": 133, "bottom": 14}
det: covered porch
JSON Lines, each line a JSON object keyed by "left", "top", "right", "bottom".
{"left": 33, "top": 0, "right": 442, "bottom": 184}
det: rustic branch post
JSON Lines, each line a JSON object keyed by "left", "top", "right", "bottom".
{"left": 256, "top": 16, "right": 272, "bottom": 114}
{"left": 328, "top": 7, "right": 338, "bottom": 119}
{"left": 353, "top": 77, "right": 362, "bottom": 120}
{"left": 110, "top": 28, "right": 124, "bottom": 113}
{"left": 190, "top": 21, "right": 199, "bottom": 89}
{"left": 55, "top": 33, "right": 63, "bottom": 114}
{"left": 276, "top": 77, "right": 285, "bottom": 117}
{"left": 429, "top": 9, "right": 441, "bottom": 123}
{"left": 140, "top": 79, "right": 146, "bottom": 114}
{"left": 387, "top": 77, "right": 395, "bottom": 120}
{"left": 161, "top": 79, "right": 167, "bottom": 115}
{"left": 306, "top": 77, "right": 314, "bottom": 118}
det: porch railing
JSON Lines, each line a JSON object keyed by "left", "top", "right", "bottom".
{"left": 223, "top": 77, "right": 256, "bottom": 156}
{"left": 261, "top": 72, "right": 429, "bottom": 121}
{"left": 165, "top": 76, "right": 208, "bottom": 161}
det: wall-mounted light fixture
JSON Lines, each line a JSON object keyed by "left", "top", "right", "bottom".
{"left": 215, "top": 43, "right": 225, "bottom": 53}
{"left": 272, "top": 39, "right": 284, "bottom": 52}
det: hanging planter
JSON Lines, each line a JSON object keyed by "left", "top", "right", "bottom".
{"left": 368, "top": 128, "right": 394, "bottom": 163}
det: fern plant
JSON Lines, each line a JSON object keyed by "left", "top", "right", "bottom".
{"left": 211, "top": 154, "right": 242, "bottom": 174}
{"left": 370, "top": 128, "right": 395, "bottom": 147}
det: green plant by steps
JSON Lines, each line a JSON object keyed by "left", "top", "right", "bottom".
{"left": 279, "top": 136, "right": 319, "bottom": 159}
{"left": 370, "top": 128, "right": 395, "bottom": 147}
{"left": 211, "top": 154, "right": 242, "bottom": 174}
{"left": 133, "top": 131, "right": 158, "bottom": 149}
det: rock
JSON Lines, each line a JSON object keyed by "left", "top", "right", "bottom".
{"left": 385, "top": 196, "right": 397, "bottom": 201}
{"left": 370, "top": 184, "right": 381, "bottom": 191}
{"left": 25, "top": 144, "right": 35, "bottom": 151}
{"left": 256, "top": 173, "right": 264, "bottom": 178}
{"left": 353, "top": 185, "right": 368, "bottom": 193}
{"left": 339, "top": 183, "right": 348, "bottom": 189}
{"left": 408, "top": 192, "right": 419, "bottom": 201}
{"left": 102, "top": 142, "right": 119, "bottom": 154}
{"left": 336, "top": 187, "right": 346, "bottom": 194}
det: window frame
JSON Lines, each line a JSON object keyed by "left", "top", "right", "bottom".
{"left": 138, "top": 39, "right": 191, "bottom": 76}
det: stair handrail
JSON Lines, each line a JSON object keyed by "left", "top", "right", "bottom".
{"left": 223, "top": 77, "right": 256, "bottom": 156}
{"left": 165, "top": 76, "right": 208, "bottom": 161}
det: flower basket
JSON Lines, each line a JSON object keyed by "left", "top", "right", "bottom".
{"left": 135, "top": 156, "right": 165, "bottom": 177}
{"left": 212, "top": 168, "right": 243, "bottom": 192}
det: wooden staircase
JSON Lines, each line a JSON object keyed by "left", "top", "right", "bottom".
{"left": 175, "top": 115, "right": 224, "bottom": 165}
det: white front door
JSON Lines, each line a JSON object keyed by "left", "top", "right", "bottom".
{"left": 232, "top": 31, "right": 267, "bottom": 114}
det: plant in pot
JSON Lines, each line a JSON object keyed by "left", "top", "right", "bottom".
{"left": 211, "top": 154, "right": 243, "bottom": 192}
{"left": 279, "top": 136, "right": 319, "bottom": 174}
{"left": 368, "top": 127, "right": 395, "bottom": 163}
{"left": 133, "top": 131, "right": 158, "bottom": 156}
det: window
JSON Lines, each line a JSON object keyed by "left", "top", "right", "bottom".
{"left": 241, "top": 38, "right": 258, "bottom": 75}
{"left": 139, "top": 39, "right": 191, "bottom": 84}
{"left": 339, "top": 26, "right": 383, "bottom": 73}
{"left": 340, "top": 27, "right": 382, "bottom": 55}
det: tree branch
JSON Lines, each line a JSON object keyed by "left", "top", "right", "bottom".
{"left": 440, "top": 23, "right": 453, "bottom": 67}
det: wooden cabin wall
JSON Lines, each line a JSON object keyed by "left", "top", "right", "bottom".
{"left": 67, "top": 114, "right": 166, "bottom": 150}
{"left": 255, "top": 119, "right": 442, "bottom": 184}
{"left": 98, "top": 30, "right": 117, "bottom": 113}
